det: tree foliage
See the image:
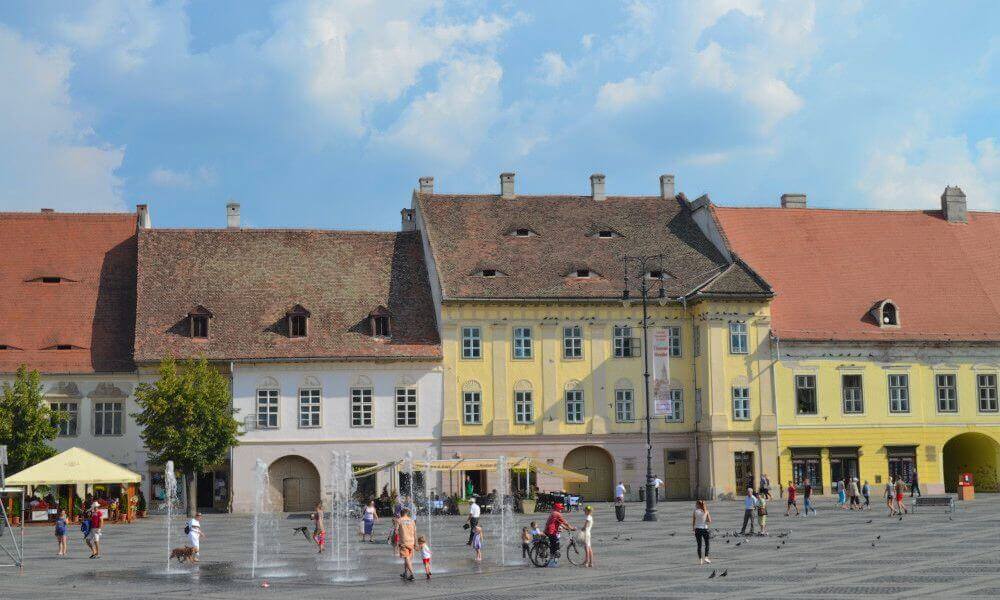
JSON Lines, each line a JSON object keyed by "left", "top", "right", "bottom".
{"left": 133, "top": 357, "right": 240, "bottom": 512}
{"left": 0, "top": 365, "right": 59, "bottom": 474}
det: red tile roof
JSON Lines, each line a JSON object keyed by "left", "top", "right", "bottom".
{"left": 713, "top": 206, "right": 1000, "bottom": 341}
{"left": 0, "top": 212, "right": 138, "bottom": 373}
{"left": 134, "top": 229, "right": 440, "bottom": 362}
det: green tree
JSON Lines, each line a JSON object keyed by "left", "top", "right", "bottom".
{"left": 0, "top": 365, "right": 59, "bottom": 475}
{"left": 133, "top": 357, "right": 240, "bottom": 516}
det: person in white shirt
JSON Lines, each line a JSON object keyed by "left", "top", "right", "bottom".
{"left": 653, "top": 476, "right": 664, "bottom": 502}
{"left": 186, "top": 512, "right": 204, "bottom": 562}
{"left": 614, "top": 481, "right": 627, "bottom": 522}
{"left": 466, "top": 498, "right": 481, "bottom": 545}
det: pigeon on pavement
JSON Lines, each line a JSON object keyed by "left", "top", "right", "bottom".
{"left": 709, "top": 570, "right": 716, "bottom": 579}
{"left": 720, "top": 569, "right": 728, "bottom": 577}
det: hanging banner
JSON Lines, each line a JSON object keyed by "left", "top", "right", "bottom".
{"left": 651, "top": 328, "right": 673, "bottom": 417}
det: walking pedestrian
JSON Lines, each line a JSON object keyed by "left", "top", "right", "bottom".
{"left": 81, "top": 509, "right": 93, "bottom": 555}
{"left": 311, "top": 503, "right": 326, "bottom": 554}
{"left": 862, "top": 480, "right": 871, "bottom": 509}
{"left": 361, "top": 500, "right": 378, "bottom": 542}
{"left": 756, "top": 491, "right": 768, "bottom": 534}
{"left": 894, "top": 477, "right": 909, "bottom": 515}
{"left": 186, "top": 512, "right": 203, "bottom": 562}
{"left": 836, "top": 478, "right": 846, "bottom": 508}
{"left": 848, "top": 478, "right": 861, "bottom": 510}
{"left": 471, "top": 525, "right": 484, "bottom": 562}
{"left": 397, "top": 508, "right": 417, "bottom": 581}
{"left": 739, "top": 488, "right": 757, "bottom": 535}
{"left": 803, "top": 481, "right": 816, "bottom": 515}
{"left": 466, "top": 497, "right": 481, "bottom": 545}
{"left": 614, "top": 481, "right": 626, "bottom": 522}
{"left": 653, "top": 476, "right": 664, "bottom": 502}
{"left": 88, "top": 503, "right": 104, "bottom": 559}
{"left": 785, "top": 481, "right": 799, "bottom": 516}
{"left": 760, "top": 474, "right": 771, "bottom": 500}
{"left": 55, "top": 510, "right": 68, "bottom": 556}
{"left": 417, "top": 535, "right": 432, "bottom": 579}
{"left": 885, "top": 477, "right": 897, "bottom": 515}
{"left": 581, "top": 505, "right": 594, "bottom": 567}
{"left": 910, "top": 470, "right": 921, "bottom": 497}
{"left": 692, "top": 499, "right": 712, "bottom": 565}
{"left": 521, "top": 527, "right": 532, "bottom": 558}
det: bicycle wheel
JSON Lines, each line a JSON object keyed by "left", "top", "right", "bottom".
{"left": 564, "top": 540, "right": 583, "bottom": 566}
{"left": 529, "top": 541, "right": 550, "bottom": 567}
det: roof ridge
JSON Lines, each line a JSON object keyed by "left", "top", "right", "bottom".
{"left": 714, "top": 205, "right": 1000, "bottom": 216}
{"left": 144, "top": 228, "right": 410, "bottom": 235}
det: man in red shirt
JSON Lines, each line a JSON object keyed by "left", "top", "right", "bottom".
{"left": 785, "top": 481, "right": 799, "bottom": 516}
{"left": 544, "top": 503, "right": 574, "bottom": 567}
{"left": 88, "top": 503, "right": 104, "bottom": 558}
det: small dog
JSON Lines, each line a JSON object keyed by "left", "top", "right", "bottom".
{"left": 169, "top": 546, "right": 197, "bottom": 563}
{"left": 292, "top": 526, "right": 312, "bottom": 542}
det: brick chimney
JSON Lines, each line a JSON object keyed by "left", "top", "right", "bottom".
{"left": 660, "top": 174, "right": 675, "bottom": 200}
{"left": 226, "top": 202, "right": 240, "bottom": 228}
{"left": 419, "top": 176, "right": 434, "bottom": 194}
{"left": 591, "top": 173, "right": 606, "bottom": 201}
{"left": 780, "top": 193, "right": 807, "bottom": 208}
{"left": 500, "top": 172, "right": 516, "bottom": 199}
{"left": 941, "top": 186, "right": 967, "bottom": 223}
{"left": 400, "top": 208, "right": 415, "bottom": 231}
{"left": 136, "top": 204, "right": 151, "bottom": 229}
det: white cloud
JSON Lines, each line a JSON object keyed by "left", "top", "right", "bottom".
{"left": 581, "top": 34, "right": 595, "bottom": 50}
{"left": 54, "top": 0, "right": 177, "bottom": 72}
{"left": 149, "top": 166, "right": 217, "bottom": 189}
{"left": 859, "top": 131, "right": 1000, "bottom": 210}
{"left": 0, "top": 25, "right": 123, "bottom": 211}
{"left": 535, "top": 52, "right": 573, "bottom": 86}
{"left": 596, "top": 67, "right": 670, "bottom": 112}
{"left": 683, "top": 151, "right": 730, "bottom": 166}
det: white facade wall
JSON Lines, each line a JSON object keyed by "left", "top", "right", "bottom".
{"left": 230, "top": 361, "right": 443, "bottom": 513}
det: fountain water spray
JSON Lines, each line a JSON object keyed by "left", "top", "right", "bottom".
{"left": 493, "top": 455, "right": 518, "bottom": 565}
{"left": 327, "top": 451, "right": 359, "bottom": 581}
{"left": 423, "top": 447, "right": 434, "bottom": 549}
{"left": 251, "top": 459, "right": 266, "bottom": 578}
{"left": 164, "top": 461, "right": 178, "bottom": 572}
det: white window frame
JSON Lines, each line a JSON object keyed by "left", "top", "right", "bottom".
{"left": 936, "top": 374, "right": 958, "bottom": 413}
{"left": 463, "top": 391, "right": 482, "bottom": 425}
{"left": 462, "top": 327, "right": 481, "bottom": 359}
{"left": 978, "top": 374, "right": 999, "bottom": 413}
{"left": 256, "top": 388, "right": 279, "bottom": 429}
{"left": 732, "top": 387, "right": 751, "bottom": 420}
{"left": 563, "top": 325, "right": 583, "bottom": 359}
{"left": 615, "top": 388, "right": 635, "bottom": 422}
{"left": 351, "top": 387, "right": 374, "bottom": 427}
{"left": 94, "top": 400, "right": 124, "bottom": 436}
{"left": 395, "top": 387, "right": 418, "bottom": 427}
{"left": 613, "top": 325, "right": 639, "bottom": 358}
{"left": 841, "top": 374, "right": 864, "bottom": 414}
{"left": 298, "top": 388, "right": 321, "bottom": 428}
{"left": 888, "top": 374, "right": 910, "bottom": 413}
{"left": 795, "top": 375, "right": 817, "bottom": 415}
{"left": 565, "top": 389, "right": 584, "bottom": 424}
{"left": 667, "top": 326, "right": 681, "bottom": 357}
{"left": 514, "top": 390, "right": 534, "bottom": 424}
{"left": 664, "top": 388, "right": 683, "bottom": 422}
{"left": 513, "top": 327, "right": 533, "bottom": 359}
{"left": 729, "top": 321, "right": 749, "bottom": 354}
{"left": 50, "top": 401, "right": 79, "bottom": 437}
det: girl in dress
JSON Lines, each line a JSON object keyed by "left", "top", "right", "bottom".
{"left": 581, "top": 505, "right": 594, "bottom": 567}
{"left": 471, "top": 525, "right": 484, "bottom": 562}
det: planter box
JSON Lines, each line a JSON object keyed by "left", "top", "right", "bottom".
{"left": 958, "top": 486, "right": 975, "bottom": 501}
{"left": 520, "top": 499, "right": 537, "bottom": 514}
{"left": 457, "top": 503, "right": 471, "bottom": 516}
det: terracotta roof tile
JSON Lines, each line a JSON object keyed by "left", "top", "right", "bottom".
{"left": 714, "top": 206, "right": 1000, "bottom": 341}
{"left": 0, "top": 212, "right": 138, "bottom": 373}
{"left": 134, "top": 229, "right": 440, "bottom": 362}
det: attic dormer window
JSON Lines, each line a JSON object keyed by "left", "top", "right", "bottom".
{"left": 42, "top": 277, "right": 62, "bottom": 283}
{"left": 56, "top": 345, "right": 73, "bottom": 350}
{"left": 870, "top": 299, "right": 900, "bottom": 328}
{"left": 369, "top": 306, "right": 392, "bottom": 338}
{"left": 598, "top": 231, "right": 615, "bottom": 238}
{"left": 286, "top": 304, "right": 310, "bottom": 338}
{"left": 575, "top": 269, "right": 591, "bottom": 278}
{"left": 482, "top": 269, "right": 497, "bottom": 277}
{"left": 0, "top": 345, "right": 7, "bottom": 350}
{"left": 515, "top": 228, "right": 531, "bottom": 237}
{"left": 25, "top": 276, "right": 76, "bottom": 283}
{"left": 187, "top": 305, "right": 213, "bottom": 339}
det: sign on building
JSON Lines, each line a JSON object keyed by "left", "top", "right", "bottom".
{"left": 651, "top": 328, "right": 673, "bottom": 418}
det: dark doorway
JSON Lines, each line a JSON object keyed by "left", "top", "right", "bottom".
{"left": 197, "top": 472, "right": 214, "bottom": 509}
{"left": 830, "top": 452, "right": 860, "bottom": 485}
{"left": 355, "top": 464, "right": 377, "bottom": 501}
{"left": 734, "top": 451, "right": 755, "bottom": 493}
{"left": 464, "top": 470, "right": 487, "bottom": 497}
{"left": 792, "top": 455, "right": 822, "bottom": 488}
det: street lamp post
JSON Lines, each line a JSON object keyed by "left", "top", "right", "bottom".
{"left": 622, "top": 255, "right": 666, "bottom": 523}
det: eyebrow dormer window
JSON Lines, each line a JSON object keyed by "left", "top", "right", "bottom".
{"left": 25, "top": 276, "right": 76, "bottom": 283}
{"left": 56, "top": 345, "right": 73, "bottom": 350}
{"left": 188, "top": 305, "right": 213, "bottom": 339}
{"left": 286, "top": 304, "right": 310, "bottom": 338}
{"left": 870, "top": 299, "right": 900, "bottom": 328}
{"left": 575, "top": 269, "right": 591, "bottom": 278}
{"left": 369, "top": 306, "right": 392, "bottom": 338}
{"left": 482, "top": 269, "right": 497, "bottom": 277}
{"left": 598, "top": 231, "right": 615, "bottom": 238}
{"left": 42, "top": 277, "right": 62, "bottom": 283}
{"left": 515, "top": 228, "right": 531, "bottom": 237}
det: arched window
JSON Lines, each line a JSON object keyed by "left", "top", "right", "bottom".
{"left": 871, "top": 299, "right": 900, "bottom": 328}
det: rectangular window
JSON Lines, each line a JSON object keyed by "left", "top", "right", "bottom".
{"left": 351, "top": 388, "right": 373, "bottom": 427}
{"left": 563, "top": 325, "right": 583, "bottom": 359}
{"left": 888, "top": 374, "right": 910, "bottom": 413}
{"left": 693, "top": 325, "right": 701, "bottom": 357}
{"left": 613, "top": 325, "right": 639, "bottom": 358}
{"left": 290, "top": 315, "right": 307, "bottom": 337}
{"left": 395, "top": 387, "right": 418, "bottom": 427}
{"left": 729, "top": 322, "right": 748, "bottom": 354}
{"left": 463, "top": 391, "right": 482, "bottom": 425}
{"left": 732, "top": 387, "right": 751, "bottom": 420}
{"left": 665, "top": 388, "right": 683, "bottom": 422}
{"left": 191, "top": 315, "right": 209, "bottom": 338}
{"left": 667, "top": 326, "right": 681, "bottom": 357}
{"left": 978, "top": 374, "right": 998, "bottom": 412}
{"left": 256, "top": 389, "right": 279, "bottom": 429}
{"left": 298, "top": 388, "right": 321, "bottom": 428}
{"left": 513, "top": 327, "right": 533, "bottom": 359}
{"left": 50, "top": 401, "right": 78, "bottom": 436}
{"left": 615, "top": 389, "right": 634, "bottom": 422}
{"left": 462, "top": 327, "right": 481, "bottom": 359}
{"left": 514, "top": 390, "right": 534, "bottom": 424}
{"left": 842, "top": 374, "right": 864, "bottom": 414}
{"left": 936, "top": 374, "right": 958, "bottom": 412}
{"left": 795, "top": 375, "right": 817, "bottom": 415}
{"left": 565, "top": 390, "right": 584, "bottom": 423}
{"left": 94, "top": 401, "right": 123, "bottom": 436}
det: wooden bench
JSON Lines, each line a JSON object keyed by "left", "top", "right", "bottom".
{"left": 913, "top": 495, "right": 955, "bottom": 512}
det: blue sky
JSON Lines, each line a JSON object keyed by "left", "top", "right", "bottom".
{"left": 0, "top": 1, "right": 997, "bottom": 229}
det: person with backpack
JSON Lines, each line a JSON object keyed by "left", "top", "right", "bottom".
{"left": 186, "top": 512, "right": 204, "bottom": 562}
{"left": 80, "top": 509, "right": 93, "bottom": 555}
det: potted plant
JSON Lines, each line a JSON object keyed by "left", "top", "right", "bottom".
{"left": 10, "top": 496, "right": 21, "bottom": 526}
{"left": 137, "top": 490, "right": 148, "bottom": 518}
{"left": 520, "top": 489, "right": 537, "bottom": 514}
{"left": 454, "top": 494, "right": 471, "bottom": 516}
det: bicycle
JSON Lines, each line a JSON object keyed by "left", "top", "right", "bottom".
{"left": 528, "top": 534, "right": 583, "bottom": 567}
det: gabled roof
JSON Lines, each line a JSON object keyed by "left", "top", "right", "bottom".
{"left": 134, "top": 229, "right": 440, "bottom": 362}
{"left": 416, "top": 193, "right": 771, "bottom": 301}
{"left": 0, "top": 211, "right": 138, "bottom": 373}
{"left": 713, "top": 206, "right": 1000, "bottom": 341}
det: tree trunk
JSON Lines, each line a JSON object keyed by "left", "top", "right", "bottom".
{"left": 187, "top": 471, "right": 198, "bottom": 517}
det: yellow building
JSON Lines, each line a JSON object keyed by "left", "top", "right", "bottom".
{"left": 410, "top": 173, "right": 778, "bottom": 500}
{"left": 715, "top": 188, "right": 1000, "bottom": 495}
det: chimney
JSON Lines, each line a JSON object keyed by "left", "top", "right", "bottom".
{"left": 590, "top": 173, "right": 606, "bottom": 201}
{"left": 941, "top": 186, "right": 967, "bottom": 223}
{"left": 400, "top": 208, "right": 416, "bottom": 231}
{"left": 40, "top": 208, "right": 54, "bottom": 213}
{"left": 659, "top": 174, "right": 675, "bottom": 200}
{"left": 226, "top": 202, "right": 240, "bottom": 228}
{"left": 780, "top": 193, "right": 807, "bottom": 209}
{"left": 136, "top": 204, "right": 151, "bottom": 229}
{"left": 419, "top": 176, "right": 434, "bottom": 194}
{"left": 500, "top": 172, "right": 516, "bottom": 199}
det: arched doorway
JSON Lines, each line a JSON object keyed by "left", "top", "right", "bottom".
{"left": 563, "top": 446, "right": 614, "bottom": 501}
{"left": 943, "top": 433, "right": 1000, "bottom": 493}
{"left": 268, "top": 455, "right": 321, "bottom": 512}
